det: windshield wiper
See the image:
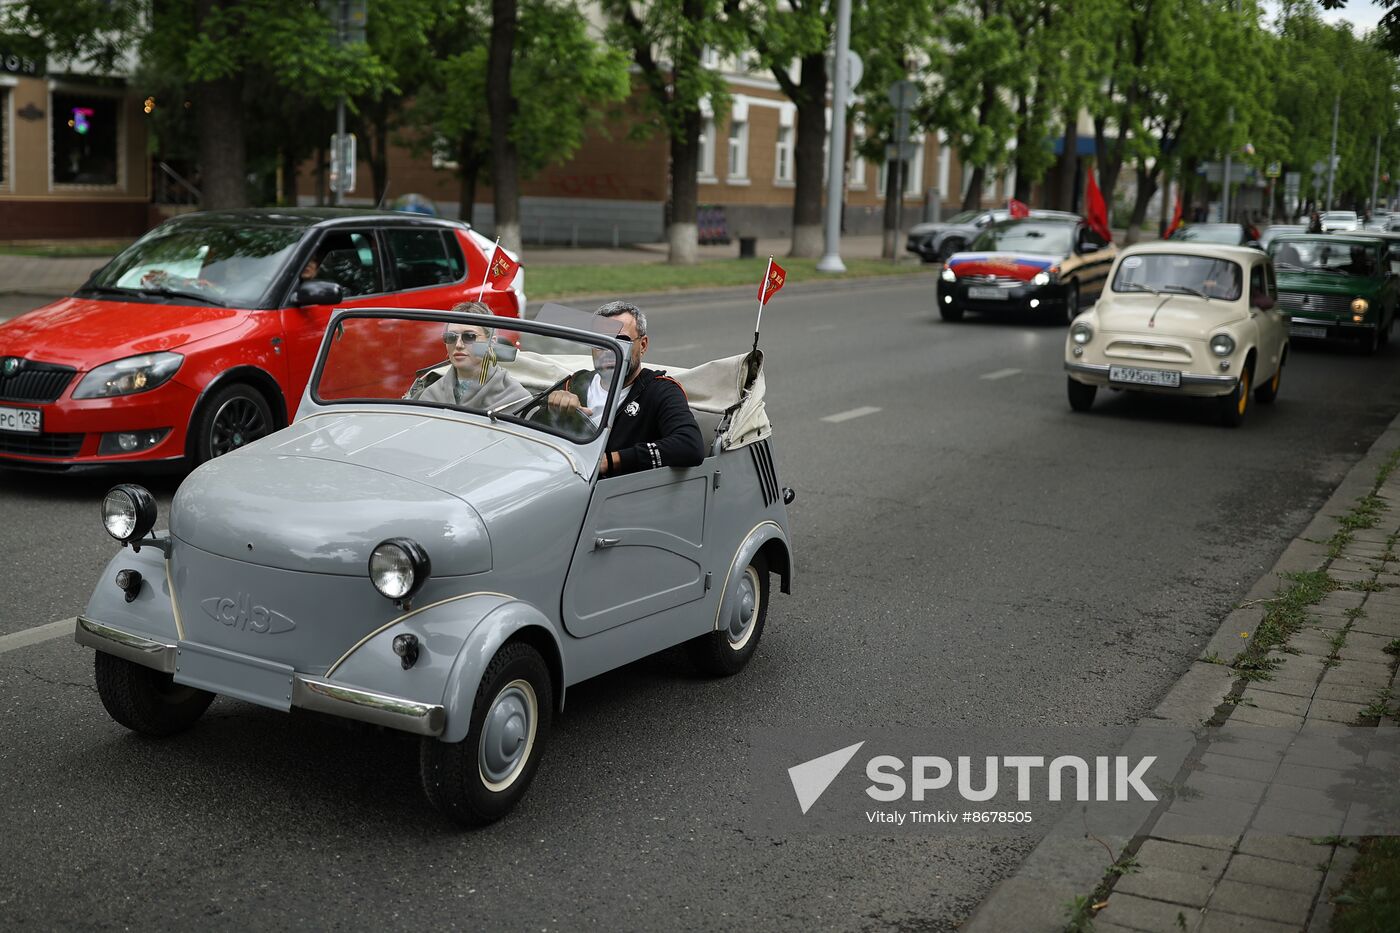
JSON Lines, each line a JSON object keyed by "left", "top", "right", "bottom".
{"left": 1161, "top": 284, "right": 1209, "bottom": 300}
{"left": 76, "top": 284, "right": 137, "bottom": 298}
{"left": 1117, "top": 281, "right": 1159, "bottom": 295}
{"left": 1273, "top": 261, "right": 1304, "bottom": 271}
{"left": 136, "top": 286, "right": 225, "bottom": 307}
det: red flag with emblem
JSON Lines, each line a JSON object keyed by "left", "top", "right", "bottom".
{"left": 484, "top": 244, "right": 520, "bottom": 290}
{"left": 1164, "top": 192, "right": 1183, "bottom": 239}
{"left": 759, "top": 258, "right": 787, "bottom": 306}
{"left": 1008, "top": 198, "right": 1030, "bottom": 219}
{"left": 1085, "top": 169, "right": 1112, "bottom": 243}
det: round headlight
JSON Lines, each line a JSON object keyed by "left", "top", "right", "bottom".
{"left": 1210, "top": 334, "right": 1236, "bottom": 357}
{"left": 1351, "top": 297, "right": 1369, "bottom": 314}
{"left": 1032, "top": 272, "right": 1050, "bottom": 286}
{"left": 1071, "top": 323, "right": 1093, "bottom": 345}
{"left": 101, "top": 484, "right": 157, "bottom": 543}
{"left": 941, "top": 267, "right": 956, "bottom": 283}
{"left": 369, "top": 537, "right": 432, "bottom": 604}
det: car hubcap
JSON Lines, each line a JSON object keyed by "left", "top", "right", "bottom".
{"left": 479, "top": 679, "right": 537, "bottom": 792}
{"left": 727, "top": 566, "right": 762, "bottom": 651}
{"left": 210, "top": 397, "right": 268, "bottom": 457}
{"left": 1238, "top": 370, "right": 1250, "bottom": 416}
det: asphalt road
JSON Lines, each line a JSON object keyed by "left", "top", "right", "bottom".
{"left": 4, "top": 277, "right": 1400, "bottom": 930}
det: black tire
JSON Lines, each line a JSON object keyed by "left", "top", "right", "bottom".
{"left": 189, "top": 382, "right": 274, "bottom": 465}
{"left": 94, "top": 651, "right": 214, "bottom": 737}
{"left": 1219, "top": 363, "right": 1251, "bottom": 427}
{"left": 1255, "top": 356, "right": 1282, "bottom": 403}
{"left": 420, "top": 641, "right": 553, "bottom": 827}
{"left": 1067, "top": 376, "right": 1097, "bottom": 412}
{"left": 1064, "top": 283, "right": 1081, "bottom": 325}
{"left": 939, "top": 302, "right": 965, "bottom": 322}
{"left": 690, "top": 554, "right": 770, "bottom": 676}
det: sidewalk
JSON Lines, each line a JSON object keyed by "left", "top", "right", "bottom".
{"left": 966, "top": 420, "right": 1400, "bottom": 932}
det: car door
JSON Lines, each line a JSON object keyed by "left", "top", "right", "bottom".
{"left": 560, "top": 461, "right": 716, "bottom": 639}
{"left": 280, "top": 228, "right": 388, "bottom": 393}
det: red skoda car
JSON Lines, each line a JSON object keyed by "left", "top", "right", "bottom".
{"left": 0, "top": 209, "right": 525, "bottom": 472}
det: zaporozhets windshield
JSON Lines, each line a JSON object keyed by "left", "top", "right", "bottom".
{"left": 1112, "top": 253, "right": 1243, "bottom": 301}
{"left": 313, "top": 311, "right": 626, "bottom": 445}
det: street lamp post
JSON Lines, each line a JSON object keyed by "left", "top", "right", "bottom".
{"left": 817, "top": 0, "right": 852, "bottom": 274}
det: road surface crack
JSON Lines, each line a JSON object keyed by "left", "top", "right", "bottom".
{"left": 15, "top": 665, "right": 96, "bottom": 694}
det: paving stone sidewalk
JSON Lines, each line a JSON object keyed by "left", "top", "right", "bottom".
{"left": 966, "top": 426, "right": 1400, "bottom": 933}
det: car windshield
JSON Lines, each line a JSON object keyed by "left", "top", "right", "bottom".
{"left": 314, "top": 306, "right": 626, "bottom": 445}
{"left": 1112, "top": 253, "right": 1243, "bottom": 300}
{"left": 1269, "top": 238, "right": 1380, "bottom": 277}
{"left": 1171, "top": 225, "right": 1242, "bottom": 244}
{"left": 85, "top": 223, "right": 304, "bottom": 307}
{"left": 971, "top": 223, "right": 1073, "bottom": 254}
{"left": 944, "top": 210, "right": 981, "bottom": 225}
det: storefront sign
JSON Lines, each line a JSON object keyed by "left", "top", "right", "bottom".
{"left": 1, "top": 50, "right": 45, "bottom": 76}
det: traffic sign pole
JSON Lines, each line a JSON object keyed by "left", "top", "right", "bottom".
{"left": 817, "top": 0, "right": 852, "bottom": 274}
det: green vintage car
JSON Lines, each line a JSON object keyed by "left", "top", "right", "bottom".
{"left": 1267, "top": 234, "right": 1400, "bottom": 353}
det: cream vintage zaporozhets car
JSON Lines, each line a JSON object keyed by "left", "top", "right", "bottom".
{"left": 1063, "top": 242, "right": 1288, "bottom": 427}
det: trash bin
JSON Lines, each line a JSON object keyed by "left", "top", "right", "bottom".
{"left": 738, "top": 236, "right": 757, "bottom": 259}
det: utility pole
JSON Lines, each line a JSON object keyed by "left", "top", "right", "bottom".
{"left": 1327, "top": 92, "right": 1340, "bottom": 209}
{"left": 817, "top": 0, "right": 852, "bottom": 274}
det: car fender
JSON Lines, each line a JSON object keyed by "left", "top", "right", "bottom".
{"left": 714, "top": 521, "right": 792, "bottom": 633}
{"left": 79, "top": 543, "right": 181, "bottom": 650}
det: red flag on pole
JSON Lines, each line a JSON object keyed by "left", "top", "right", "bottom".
{"left": 1008, "top": 198, "right": 1030, "bottom": 219}
{"left": 1085, "top": 169, "right": 1112, "bottom": 243}
{"left": 1164, "top": 192, "right": 1183, "bottom": 239}
{"left": 758, "top": 258, "right": 787, "bottom": 306}
{"left": 483, "top": 243, "right": 520, "bottom": 291}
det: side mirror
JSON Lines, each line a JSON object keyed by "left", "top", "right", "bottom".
{"left": 1252, "top": 293, "right": 1276, "bottom": 311}
{"left": 294, "top": 279, "right": 344, "bottom": 306}
{"left": 492, "top": 343, "right": 519, "bottom": 362}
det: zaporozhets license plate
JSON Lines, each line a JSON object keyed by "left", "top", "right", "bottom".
{"left": 0, "top": 406, "right": 41, "bottom": 434}
{"left": 967, "top": 286, "right": 1010, "bottom": 300}
{"left": 1290, "top": 324, "right": 1327, "bottom": 339}
{"left": 1109, "top": 365, "right": 1181, "bottom": 388}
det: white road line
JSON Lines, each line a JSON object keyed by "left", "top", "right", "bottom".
{"left": 980, "top": 368, "right": 1022, "bottom": 381}
{"left": 0, "top": 618, "right": 75, "bottom": 655}
{"left": 821, "top": 406, "right": 882, "bottom": 423}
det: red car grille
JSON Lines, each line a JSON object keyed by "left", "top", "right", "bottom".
{"left": 0, "top": 361, "right": 76, "bottom": 402}
{"left": 0, "top": 432, "right": 84, "bottom": 458}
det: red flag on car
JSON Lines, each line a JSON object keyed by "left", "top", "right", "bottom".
{"left": 1008, "top": 198, "right": 1030, "bottom": 219}
{"left": 1085, "top": 169, "right": 1112, "bottom": 243}
{"left": 758, "top": 258, "right": 787, "bottom": 306}
{"left": 1164, "top": 192, "right": 1183, "bottom": 239}
{"left": 484, "top": 243, "right": 520, "bottom": 290}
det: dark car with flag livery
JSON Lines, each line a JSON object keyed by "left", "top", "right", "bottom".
{"left": 937, "top": 217, "right": 1117, "bottom": 324}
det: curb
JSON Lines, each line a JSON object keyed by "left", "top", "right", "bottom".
{"left": 962, "top": 408, "right": 1400, "bottom": 932}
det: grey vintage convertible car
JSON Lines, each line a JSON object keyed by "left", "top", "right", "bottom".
{"left": 75, "top": 305, "right": 793, "bottom": 825}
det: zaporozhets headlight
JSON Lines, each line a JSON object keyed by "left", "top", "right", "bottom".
{"left": 1351, "top": 297, "right": 1369, "bottom": 314}
{"left": 941, "top": 267, "right": 956, "bottom": 283}
{"left": 101, "top": 484, "right": 157, "bottom": 544}
{"left": 1071, "top": 323, "right": 1093, "bottom": 345}
{"left": 1210, "top": 334, "right": 1236, "bottom": 357}
{"left": 370, "top": 537, "right": 432, "bottom": 606}
{"left": 73, "top": 352, "right": 183, "bottom": 399}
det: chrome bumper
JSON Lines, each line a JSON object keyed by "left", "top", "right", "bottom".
{"left": 1064, "top": 361, "right": 1237, "bottom": 388}
{"left": 75, "top": 617, "right": 445, "bottom": 737}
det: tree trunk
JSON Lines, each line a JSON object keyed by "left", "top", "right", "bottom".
{"left": 668, "top": 111, "right": 701, "bottom": 265}
{"left": 789, "top": 52, "right": 827, "bottom": 258}
{"left": 370, "top": 100, "right": 390, "bottom": 206}
{"left": 1013, "top": 92, "right": 1034, "bottom": 202}
{"left": 193, "top": 0, "right": 246, "bottom": 210}
{"left": 1053, "top": 114, "right": 1077, "bottom": 211}
{"left": 488, "top": 0, "right": 521, "bottom": 252}
{"left": 280, "top": 147, "right": 298, "bottom": 207}
{"left": 882, "top": 159, "right": 904, "bottom": 258}
{"left": 1123, "top": 163, "right": 1159, "bottom": 246}
{"left": 1158, "top": 169, "right": 1171, "bottom": 237}
{"left": 961, "top": 164, "right": 985, "bottom": 211}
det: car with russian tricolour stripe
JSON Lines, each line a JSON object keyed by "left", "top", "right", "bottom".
{"left": 937, "top": 214, "right": 1117, "bottom": 325}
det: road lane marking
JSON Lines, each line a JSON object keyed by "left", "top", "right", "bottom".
{"left": 980, "top": 368, "right": 1022, "bottom": 380}
{"left": 821, "top": 406, "right": 881, "bottom": 423}
{"left": 0, "top": 618, "right": 75, "bottom": 655}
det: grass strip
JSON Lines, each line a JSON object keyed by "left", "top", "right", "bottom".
{"left": 1331, "top": 837, "right": 1400, "bottom": 931}
{"left": 528, "top": 256, "right": 929, "bottom": 299}
{"left": 1228, "top": 569, "right": 1338, "bottom": 681}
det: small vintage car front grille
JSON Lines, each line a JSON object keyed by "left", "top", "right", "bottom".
{"left": 0, "top": 360, "right": 77, "bottom": 403}
{"left": 0, "top": 432, "right": 84, "bottom": 458}
{"left": 1277, "top": 292, "right": 1350, "bottom": 314}
{"left": 1105, "top": 341, "right": 1193, "bottom": 364}
{"left": 962, "top": 274, "right": 1024, "bottom": 287}
{"left": 750, "top": 439, "right": 780, "bottom": 507}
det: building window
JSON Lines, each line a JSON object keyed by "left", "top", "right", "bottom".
{"left": 727, "top": 118, "right": 748, "bottom": 180}
{"left": 698, "top": 115, "right": 716, "bottom": 181}
{"left": 52, "top": 91, "right": 119, "bottom": 186}
{"left": 775, "top": 125, "right": 793, "bottom": 183}
{"left": 905, "top": 135, "right": 925, "bottom": 198}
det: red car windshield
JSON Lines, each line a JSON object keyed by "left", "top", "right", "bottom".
{"left": 88, "top": 224, "right": 304, "bottom": 307}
